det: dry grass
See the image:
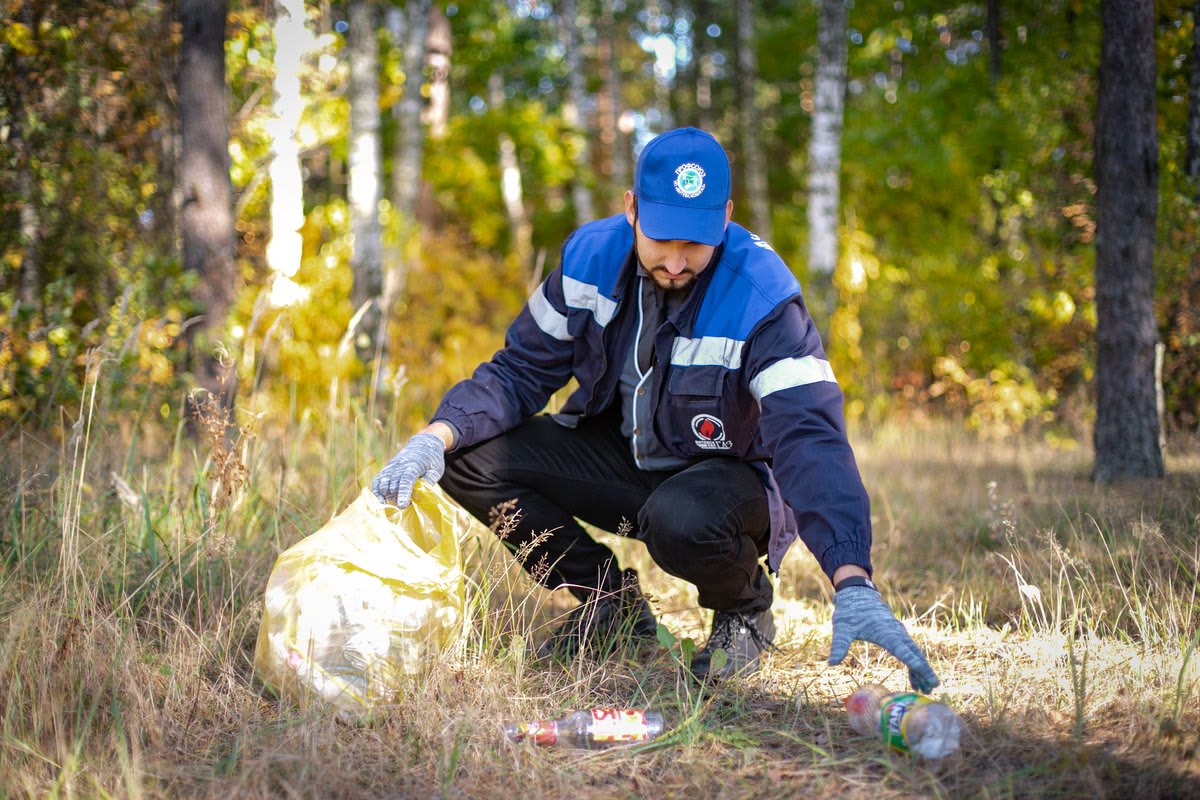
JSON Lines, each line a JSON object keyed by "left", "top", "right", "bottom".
{"left": 2, "top": 380, "right": 1199, "bottom": 799}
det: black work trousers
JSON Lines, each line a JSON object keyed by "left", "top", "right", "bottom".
{"left": 439, "top": 409, "right": 773, "bottom": 613}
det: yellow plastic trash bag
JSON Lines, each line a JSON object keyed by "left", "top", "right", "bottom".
{"left": 254, "top": 483, "right": 469, "bottom": 718}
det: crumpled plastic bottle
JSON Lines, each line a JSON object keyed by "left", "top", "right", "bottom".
{"left": 845, "top": 683, "right": 965, "bottom": 759}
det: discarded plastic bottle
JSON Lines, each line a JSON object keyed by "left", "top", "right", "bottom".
{"left": 845, "top": 683, "right": 965, "bottom": 759}
{"left": 503, "top": 707, "right": 665, "bottom": 749}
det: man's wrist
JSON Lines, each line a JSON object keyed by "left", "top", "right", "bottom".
{"left": 420, "top": 420, "right": 458, "bottom": 451}
{"left": 834, "top": 575, "right": 878, "bottom": 592}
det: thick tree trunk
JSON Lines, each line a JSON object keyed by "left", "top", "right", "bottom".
{"left": 178, "top": 0, "right": 236, "bottom": 402}
{"left": 735, "top": 0, "right": 770, "bottom": 240}
{"left": 1187, "top": 0, "right": 1200, "bottom": 197}
{"left": 265, "top": 0, "right": 311, "bottom": 307}
{"left": 1092, "top": 0, "right": 1163, "bottom": 481}
{"left": 348, "top": 0, "right": 383, "bottom": 328}
{"left": 806, "top": 0, "right": 847, "bottom": 330}
{"left": 562, "top": 0, "right": 596, "bottom": 225}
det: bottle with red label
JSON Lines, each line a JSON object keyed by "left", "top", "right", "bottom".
{"left": 845, "top": 683, "right": 965, "bottom": 760}
{"left": 503, "top": 707, "right": 665, "bottom": 749}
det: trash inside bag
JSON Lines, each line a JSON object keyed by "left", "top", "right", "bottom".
{"left": 254, "top": 483, "right": 471, "bottom": 718}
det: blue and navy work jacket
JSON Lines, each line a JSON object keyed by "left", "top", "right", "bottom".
{"left": 433, "top": 215, "right": 872, "bottom": 580}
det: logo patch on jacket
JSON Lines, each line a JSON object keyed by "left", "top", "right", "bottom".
{"left": 691, "top": 414, "right": 733, "bottom": 450}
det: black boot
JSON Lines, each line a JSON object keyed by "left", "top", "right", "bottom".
{"left": 537, "top": 569, "right": 658, "bottom": 660}
{"left": 689, "top": 608, "right": 776, "bottom": 682}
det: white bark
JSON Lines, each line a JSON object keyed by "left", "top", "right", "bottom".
{"left": 348, "top": 0, "right": 383, "bottom": 311}
{"left": 393, "top": 0, "right": 430, "bottom": 221}
{"left": 561, "top": 0, "right": 595, "bottom": 224}
{"left": 424, "top": 4, "right": 452, "bottom": 139}
{"left": 806, "top": 0, "right": 847, "bottom": 277}
{"left": 489, "top": 73, "right": 533, "bottom": 266}
{"left": 603, "top": 0, "right": 629, "bottom": 190}
{"left": 266, "top": 0, "right": 315, "bottom": 307}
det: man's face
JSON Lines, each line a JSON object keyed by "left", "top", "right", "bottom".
{"left": 624, "top": 191, "right": 732, "bottom": 292}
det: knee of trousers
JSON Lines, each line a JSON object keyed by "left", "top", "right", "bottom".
{"left": 638, "top": 494, "right": 731, "bottom": 577}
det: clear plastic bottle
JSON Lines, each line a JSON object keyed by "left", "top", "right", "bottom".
{"left": 503, "top": 707, "right": 665, "bottom": 749}
{"left": 845, "top": 683, "right": 965, "bottom": 759}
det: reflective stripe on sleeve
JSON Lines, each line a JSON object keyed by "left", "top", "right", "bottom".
{"left": 670, "top": 336, "right": 744, "bottom": 369}
{"left": 527, "top": 284, "right": 573, "bottom": 341}
{"left": 563, "top": 275, "right": 618, "bottom": 327}
{"left": 749, "top": 356, "right": 838, "bottom": 401}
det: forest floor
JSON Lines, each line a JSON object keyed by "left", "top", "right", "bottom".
{"left": 2, "top": 395, "right": 1199, "bottom": 799}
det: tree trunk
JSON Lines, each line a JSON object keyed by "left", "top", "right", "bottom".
{"left": 806, "top": 0, "right": 847, "bottom": 331}
{"left": 265, "top": 0, "right": 311, "bottom": 307}
{"left": 424, "top": 3, "right": 451, "bottom": 140}
{"left": 392, "top": 0, "right": 430, "bottom": 223}
{"left": 10, "top": 0, "right": 40, "bottom": 307}
{"left": 178, "top": 0, "right": 236, "bottom": 402}
{"left": 1092, "top": 0, "right": 1163, "bottom": 481}
{"left": 694, "top": 0, "right": 715, "bottom": 132}
{"left": 489, "top": 72, "right": 533, "bottom": 267}
{"left": 604, "top": 0, "right": 633, "bottom": 190}
{"left": 1186, "top": 0, "right": 1200, "bottom": 197}
{"left": 16, "top": 140, "right": 40, "bottom": 308}
{"left": 348, "top": 0, "right": 383, "bottom": 343}
{"left": 986, "top": 0, "right": 1002, "bottom": 90}
{"left": 735, "top": 0, "right": 771, "bottom": 240}
{"left": 561, "top": 0, "right": 596, "bottom": 225}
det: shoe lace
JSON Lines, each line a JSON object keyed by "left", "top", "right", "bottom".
{"left": 709, "top": 611, "right": 777, "bottom": 653}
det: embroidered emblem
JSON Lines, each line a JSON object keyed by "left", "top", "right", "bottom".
{"left": 691, "top": 413, "right": 733, "bottom": 450}
{"left": 674, "top": 163, "right": 706, "bottom": 198}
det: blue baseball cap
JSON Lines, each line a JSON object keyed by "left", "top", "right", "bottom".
{"left": 633, "top": 127, "right": 732, "bottom": 246}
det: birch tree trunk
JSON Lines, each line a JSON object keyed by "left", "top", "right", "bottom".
{"left": 806, "top": 0, "right": 847, "bottom": 329}
{"left": 348, "top": 0, "right": 383, "bottom": 331}
{"left": 424, "top": 3, "right": 451, "bottom": 140}
{"left": 392, "top": 0, "right": 430, "bottom": 223}
{"left": 178, "top": 0, "right": 236, "bottom": 402}
{"left": 735, "top": 0, "right": 771, "bottom": 240}
{"left": 604, "top": 0, "right": 633, "bottom": 190}
{"left": 489, "top": 73, "right": 533, "bottom": 267}
{"left": 561, "top": 0, "right": 595, "bottom": 225}
{"left": 1092, "top": 0, "right": 1163, "bottom": 481}
{"left": 265, "top": 0, "right": 312, "bottom": 308}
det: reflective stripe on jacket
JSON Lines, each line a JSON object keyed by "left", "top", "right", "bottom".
{"left": 433, "top": 214, "right": 872, "bottom": 579}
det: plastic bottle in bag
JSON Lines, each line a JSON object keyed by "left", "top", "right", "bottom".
{"left": 845, "top": 683, "right": 965, "bottom": 759}
{"left": 503, "top": 707, "right": 665, "bottom": 749}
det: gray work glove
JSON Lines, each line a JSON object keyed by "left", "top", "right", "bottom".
{"left": 371, "top": 433, "right": 446, "bottom": 508}
{"left": 828, "top": 585, "right": 940, "bottom": 693}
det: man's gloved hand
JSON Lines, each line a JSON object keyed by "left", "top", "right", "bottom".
{"left": 828, "top": 585, "right": 940, "bottom": 693}
{"left": 371, "top": 433, "right": 446, "bottom": 508}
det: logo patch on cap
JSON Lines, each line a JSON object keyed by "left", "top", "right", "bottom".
{"left": 674, "top": 163, "right": 706, "bottom": 199}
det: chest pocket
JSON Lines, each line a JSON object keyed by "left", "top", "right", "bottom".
{"left": 665, "top": 367, "right": 735, "bottom": 453}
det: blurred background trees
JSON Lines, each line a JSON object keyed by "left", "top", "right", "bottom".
{"left": 0, "top": 0, "right": 1197, "bottom": 470}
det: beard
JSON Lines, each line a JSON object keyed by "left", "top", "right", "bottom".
{"left": 635, "top": 242, "right": 699, "bottom": 294}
